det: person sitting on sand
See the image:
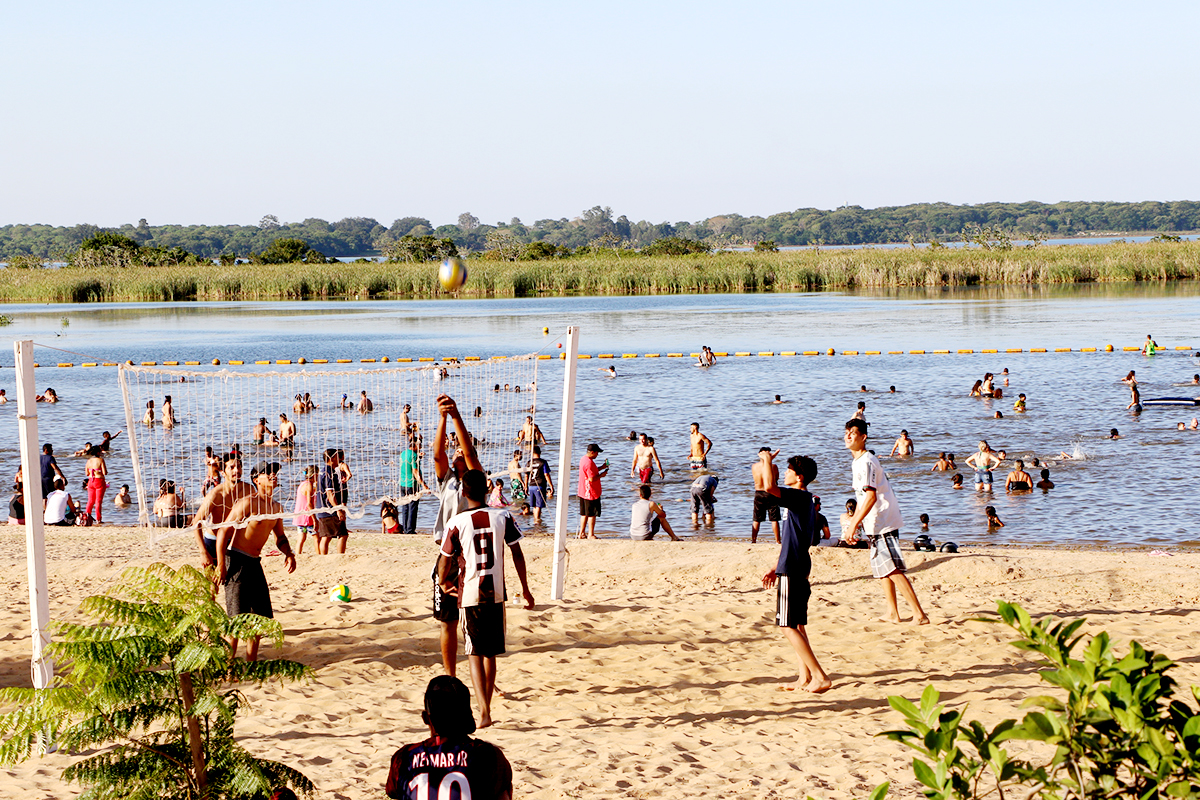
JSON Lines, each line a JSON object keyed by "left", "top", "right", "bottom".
{"left": 629, "top": 484, "right": 678, "bottom": 541}
{"left": 380, "top": 500, "right": 401, "bottom": 534}
{"left": 1036, "top": 469, "right": 1054, "bottom": 490}
{"left": 985, "top": 506, "right": 1004, "bottom": 529}
{"left": 1005, "top": 460, "right": 1033, "bottom": 492}
{"left": 761, "top": 455, "right": 831, "bottom": 693}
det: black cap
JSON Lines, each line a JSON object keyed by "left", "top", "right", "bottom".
{"left": 251, "top": 461, "right": 281, "bottom": 478}
{"left": 586, "top": 443, "right": 603, "bottom": 453}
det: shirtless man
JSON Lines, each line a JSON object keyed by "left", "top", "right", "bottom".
{"left": 358, "top": 390, "right": 374, "bottom": 413}
{"left": 277, "top": 413, "right": 296, "bottom": 448}
{"left": 214, "top": 461, "right": 296, "bottom": 661}
{"left": 890, "top": 430, "right": 915, "bottom": 457}
{"left": 515, "top": 415, "right": 546, "bottom": 446}
{"left": 252, "top": 417, "right": 272, "bottom": 445}
{"left": 751, "top": 447, "right": 781, "bottom": 544}
{"left": 931, "top": 452, "right": 952, "bottom": 471}
{"left": 292, "top": 394, "right": 305, "bottom": 415}
{"left": 631, "top": 433, "right": 664, "bottom": 483}
{"left": 688, "top": 422, "right": 712, "bottom": 470}
{"left": 194, "top": 454, "right": 254, "bottom": 568}
{"left": 853, "top": 401, "right": 867, "bottom": 422}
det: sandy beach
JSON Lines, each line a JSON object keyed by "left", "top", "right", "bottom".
{"left": 1, "top": 528, "right": 1197, "bottom": 799}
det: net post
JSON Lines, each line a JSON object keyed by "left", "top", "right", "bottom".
{"left": 551, "top": 326, "right": 579, "bottom": 601}
{"left": 117, "top": 365, "right": 150, "bottom": 531}
{"left": 14, "top": 340, "right": 53, "bottom": 689}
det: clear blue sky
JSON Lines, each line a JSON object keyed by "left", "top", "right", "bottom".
{"left": 3, "top": 1, "right": 1197, "bottom": 228}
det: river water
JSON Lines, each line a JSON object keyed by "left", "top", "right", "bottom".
{"left": 2, "top": 283, "right": 1198, "bottom": 549}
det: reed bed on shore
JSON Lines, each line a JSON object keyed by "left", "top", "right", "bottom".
{"left": 1, "top": 241, "right": 1199, "bottom": 302}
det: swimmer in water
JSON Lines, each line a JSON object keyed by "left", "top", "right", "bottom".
{"left": 994, "top": 411, "right": 1004, "bottom": 419}
{"left": 1190, "top": 418, "right": 1199, "bottom": 430}
{"left": 1142, "top": 334, "right": 1159, "bottom": 355}
{"left": 946, "top": 452, "right": 957, "bottom": 470}
{"left": 1192, "top": 374, "right": 1199, "bottom": 385}
{"left": 1122, "top": 370, "right": 1137, "bottom": 385}
{"left": 1036, "top": 469, "right": 1054, "bottom": 490}
{"left": 985, "top": 506, "right": 1004, "bottom": 529}
{"left": 859, "top": 385, "right": 868, "bottom": 392}
{"left": 969, "top": 380, "right": 983, "bottom": 397}
{"left": 1127, "top": 383, "right": 1141, "bottom": 411}
{"left": 981, "top": 373, "right": 994, "bottom": 396}
{"left": 1013, "top": 393, "right": 1026, "bottom": 412}
{"left": 1108, "top": 428, "right": 1120, "bottom": 439}
{"left": 1005, "top": 460, "right": 1032, "bottom": 492}
{"left": 600, "top": 366, "right": 616, "bottom": 377}
{"left": 951, "top": 474, "right": 964, "bottom": 489}
{"left": 853, "top": 401, "right": 867, "bottom": 422}
{"left": 890, "top": 430, "right": 914, "bottom": 457}
{"left": 1001, "top": 368, "right": 1009, "bottom": 386}
{"left": 918, "top": 513, "right": 929, "bottom": 531}
{"left": 889, "top": 386, "right": 896, "bottom": 393}
{"left": 1177, "top": 422, "right": 1187, "bottom": 431}
{"left": 772, "top": 394, "right": 784, "bottom": 404}
{"left": 931, "top": 452, "right": 952, "bottom": 471}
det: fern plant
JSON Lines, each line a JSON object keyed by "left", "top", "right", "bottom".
{"left": 0, "top": 563, "right": 313, "bottom": 799}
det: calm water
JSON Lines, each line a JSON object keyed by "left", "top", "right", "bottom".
{"left": 2, "top": 284, "right": 1198, "bottom": 549}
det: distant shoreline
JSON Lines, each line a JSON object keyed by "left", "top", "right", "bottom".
{"left": 0, "top": 240, "right": 1198, "bottom": 303}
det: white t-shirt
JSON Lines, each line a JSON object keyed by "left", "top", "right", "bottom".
{"left": 629, "top": 499, "right": 656, "bottom": 539}
{"left": 851, "top": 451, "right": 903, "bottom": 535}
{"left": 440, "top": 506, "right": 523, "bottom": 607}
{"left": 44, "top": 490, "right": 70, "bottom": 524}
{"left": 432, "top": 473, "right": 463, "bottom": 545}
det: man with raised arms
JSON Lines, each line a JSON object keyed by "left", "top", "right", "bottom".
{"left": 432, "top": 394, "right": 483, "bottom": 678}
{"left": 385, "top": 675, "right": 513, "bottom": 800}
{"left": 842, "top": 419, "right": 930, "bottom": 625}
{"left": 751, "top": 447, "right": 781, "bottom": 544}
{"left": 437, "top": 468, "right": 534, "bottom": 728}
{"left": 761, "top": 455, "right": 831, "bottom": 693}
{"left": 194, "top": 454, "right": 253, "bottom": 568}
{"left": 688, "top": 422, "right": 712, "bottom": 471}
{"left": 214, "top": 461, "right": 296, "bottom": 661}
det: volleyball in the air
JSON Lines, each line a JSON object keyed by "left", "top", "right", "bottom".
{"left": 329, "top": 584, "right": 352, "bottom": 603}
{"left": 438, "top": 257, "right": 468, "bottom": 291}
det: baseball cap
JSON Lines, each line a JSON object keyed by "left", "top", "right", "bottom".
{"left": 251, "top": 461, "right": 281, "bottom": 478}
{"left": 586, "top": 443, "right": 603, "bottom": 453}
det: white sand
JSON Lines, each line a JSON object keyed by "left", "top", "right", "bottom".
{"left": 1, "top": 527, "right": 1197, "bottom": 799}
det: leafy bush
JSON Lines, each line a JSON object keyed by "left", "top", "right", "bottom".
{"left": 873, "top": 601, "right": 1200, "bottom": 800}
{"left": 639, "top": 236, "right": 713, "bottom": 256}
{"left": 0, "top": 563, "right": 313, "bottom": 799}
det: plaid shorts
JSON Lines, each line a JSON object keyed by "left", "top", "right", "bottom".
{"left": 868, "top": 530, "right": 907, "bottom": 578}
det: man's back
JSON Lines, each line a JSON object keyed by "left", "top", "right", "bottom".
{"left": 442, "top": 507, "right": 522, "bottom": 606}
{"left": 386, "top": 736, "right": 512, "bottom": 800}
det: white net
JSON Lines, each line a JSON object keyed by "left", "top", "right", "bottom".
{"left": 118, "top": 357, "right": 543, "bottom": 540}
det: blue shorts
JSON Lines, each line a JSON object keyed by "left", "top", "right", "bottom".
{"left": 527, "top": 485, "right": 546, "bottom": 509}
{"left": 974, "top": 469, "right": 993, "bottom": 485}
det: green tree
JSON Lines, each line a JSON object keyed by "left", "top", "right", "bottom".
{"left": 0, "top": 563, "right": 313, "bottom": 800}
{"left": 254, "top": 238, "right": 326, "bottom": 264}
{"left": 381, "top": 235, "right": 458, "bottom": 263}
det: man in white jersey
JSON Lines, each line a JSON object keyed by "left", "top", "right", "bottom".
{"left": 438, "top": 469, "right": 534, "bottom": 728}
{"left": 842, "top": 418, "right": 930, "bottom": 625}
{"left": 431, "top": 394, "right": 483, "bottom": 678}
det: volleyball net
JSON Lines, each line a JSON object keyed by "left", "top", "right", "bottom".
{"left": 118, "top": 356, "right": 542, "bottom": 541}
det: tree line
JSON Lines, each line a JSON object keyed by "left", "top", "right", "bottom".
{"left": 2, "top": 201, "right": 1198, "bottom": 262}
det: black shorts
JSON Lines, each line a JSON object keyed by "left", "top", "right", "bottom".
{"left": 431, "top": 563, "right": 459, "bottom": 622}
{"left": 202, "top": 536, "right": 217, "bottom": 560}
{"left": 462, "top": 604, "right": 505, "bottom": 657}
{"left": 775, "top": 574, "right": 810, "bottom": 628}
{"left": 753, "top": 490, "right": 781, "bottom": 522}
{"left": 579, "top": 496, "right": 601, "bottom": 518}
{"left": 224, "top": 550, "right": 273, "bottom": 618}
{"left": 316, "top": 514, "right": 348, "bottom": 538}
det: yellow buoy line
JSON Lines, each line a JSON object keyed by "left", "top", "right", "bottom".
{"left": 26, "top": 344, "right": 1196, "bottom": 368}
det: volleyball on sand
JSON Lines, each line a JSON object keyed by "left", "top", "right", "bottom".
{"left": 438, "top": 257, "right": 468, "bottom": 291}
{"left": 329, "top": 584, "right": 352, "bottom": 603}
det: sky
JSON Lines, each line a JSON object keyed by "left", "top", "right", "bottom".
{"left": 3, "top": 0, "right": 1198, "bottom": 229}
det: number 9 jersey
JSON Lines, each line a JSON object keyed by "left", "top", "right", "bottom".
{"left": 441, "top": 507, "right": 523, "bottom": 607}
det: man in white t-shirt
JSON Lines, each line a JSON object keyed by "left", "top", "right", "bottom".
{"left": 842, "top": 419, "right": 929, "bottom": 625}
{"left": 43, "top": 478, "right": 79, "bottom": 526}
{"left": 431, "top": 394, "right": 483, "bottom": 679}
{"left": 438, "top": 468, "right": 534, "bottom": 728}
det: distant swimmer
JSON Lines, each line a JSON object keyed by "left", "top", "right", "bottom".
{"left": 1001, "top": 368, "right": 1009, "bottom": 386}
{"left": 1013, "top": 393, "right": 1026, "bottom": 412}
{"left": 1192, "top": 375, "right": 1200, "bottom": 385}
{"left": 951, "top": 474, "right": 964, "bottom": 489}
{"left": 946, "top": 452, "right": 957, "bottom": 469}
{"left": 853, "top": 401, "right": 867, "bottom": 422}
{"left": 889, "top": 386, "right": 896, "bottom": 393}
{"left": 277, "top": 413, "right": 295, "bottom": 448}
{"left": 1142, "top": 334, "right": 1159, "bottom": 355}
{"left": 688, "top": 422, "right": 712, "bottom": 470}
{"left": 969, "top": 380, "right": 983, "bottom": 397}
{"left": 340, "top": 393, "right": 353, "bottom": 409}
{"left": 1108, "top": 428, "right": 1121, "bottom": 439}
{"left": 1005, "top": 460, "right": 1032, "bottom": 492}
{"left": 994, "top": 411, "right": 1004, "bottom": 419}
{"left": 1122, "top": 370, "right": 1137, "bottom": 385}
{"left": 985, "top": 506, "right": 1004, "bottom": 529}
{"left": 1036, "top": 469, "right": 1054, "bottom": 490}
{"left": 1191, "top": 418, "right": 1199, "bottom": 430}
{"left": 751, "top": 447, "right": 781, "bottom": 544}
{"left": 772, "top": 394, "right": 784, "bottom": 404}
{"left": 1127, "top": 384, "right": 1141, "bottom": 411}
{"left": 600, "top": 366, "right": 616, "bottom": 377}
{"left": 1177, "top": 422, "right": 1187, "bottom": 431}
{"left": 162, "top": 395, "right": 177, "bottom": 429}
{"left": 358, "top": 390, "right": 374, "bottom": 413}
{"left": 889, "top": 430, "right": 914, "bottom": 457}
{"left": 931, "top": 452, "right": 952, "bottom": 472}
{"left": 859, "top": 385, "right": 868, "bottom": 392}
{"left": 516, "top": 415, "right": 546, "bottom": 446}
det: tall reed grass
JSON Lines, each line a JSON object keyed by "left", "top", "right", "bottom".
{"left": 1, "top": 241, "right": 1198, "bottom": 303}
